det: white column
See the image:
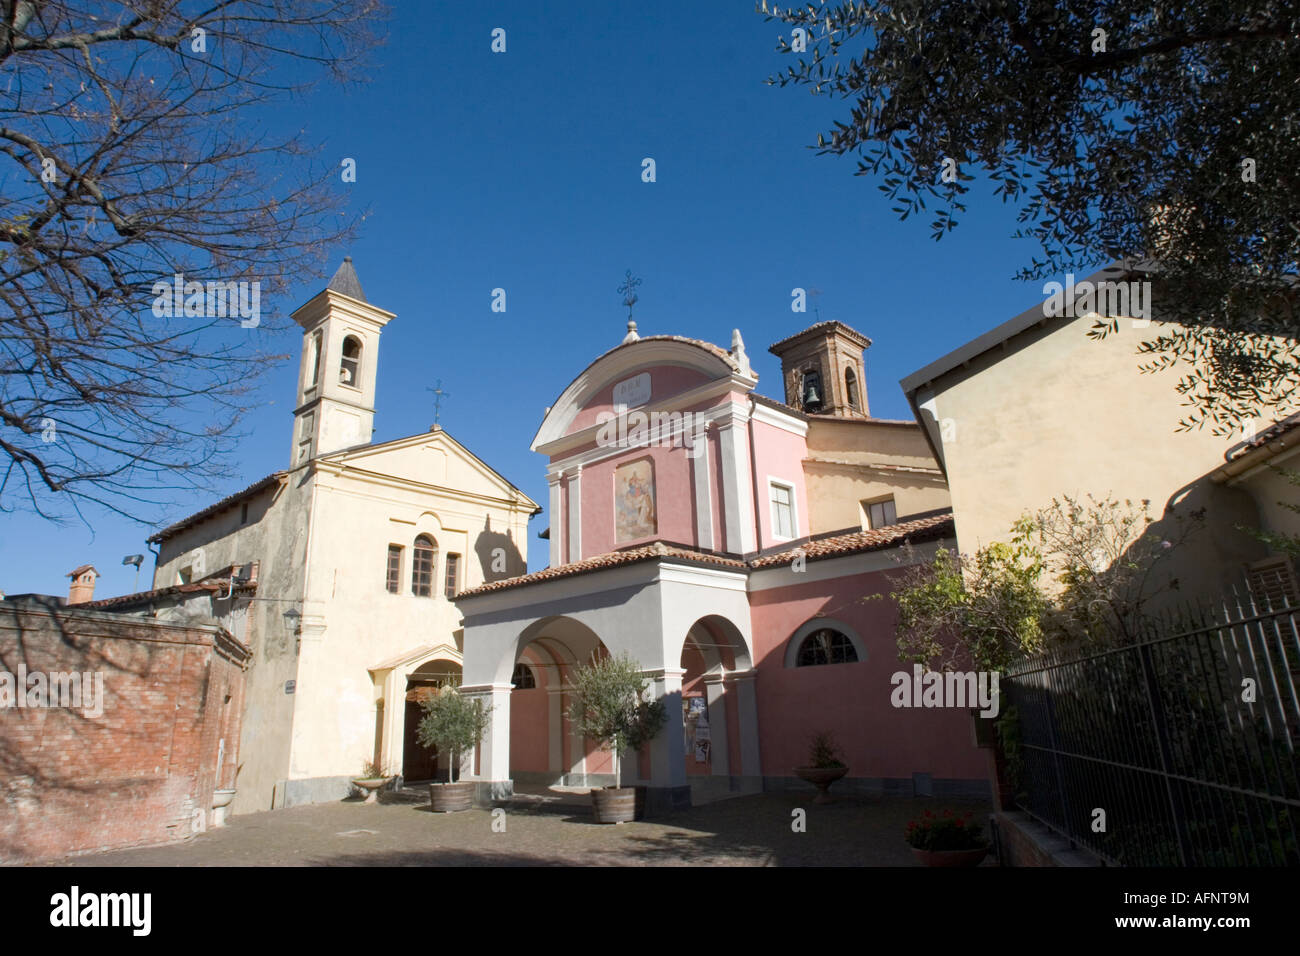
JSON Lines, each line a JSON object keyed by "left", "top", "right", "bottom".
{"left": 647, "top": 667, "right": 688, "bottom": 795}
{"left": 716, "top": 408, "right": 755, "bottom": 554}
{"left": 702, "top": 673, "right": 729, "bottom": 776}
{"left": 546, "top": 684, "right": 564, "bottom": 776}
{"left": 461, "top": 683, "right": 513, "bottom": 800}
{"left": 566, "top": 466, "right": 582, "bottom": 563}
{"left": 692, "top": 427, "right": 714, "bottom": 550}
{"left": 565, "top": 682, "right": 587, "bottom": 784}
{"left": 726, "top": 669, "right": 762, "bottom": 780}
{"left": 547, "top": 471, "right": 563, "bottom": 567}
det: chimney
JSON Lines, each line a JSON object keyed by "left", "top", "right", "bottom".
{"left": 67, "top": 565, "right": 99, "bottom": 605}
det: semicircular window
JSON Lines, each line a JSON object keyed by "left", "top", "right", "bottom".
{"left": 511, "top": 662, "right": 537, "bottom": 689}
{"left": 796, "top": 628, "right": 858, "bottom": 667}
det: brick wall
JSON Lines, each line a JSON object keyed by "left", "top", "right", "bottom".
{"left": 0, "top": 601, "right": 250, "bottom": 862}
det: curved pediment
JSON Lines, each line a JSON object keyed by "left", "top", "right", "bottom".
{"left": 531, "top": 337, "right": 751, "bottom": 453}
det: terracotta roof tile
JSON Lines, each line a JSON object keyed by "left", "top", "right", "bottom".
{"left": 748, "top": 513, "right": 954, "bottom": 568}
{"left": 147, "top": 472, "right": 286, "bottom": 544}
{"left": 457, "top": 514, "right": 954, "bottom": 599}
{"left": 767, "top": 320, "right": 872, "bottom": 355}
{"left": 455, "top": 541, "right": 747, "bottom": 599}
{"left": 1234, "top": 412, "right": 1300, "bottom": 457}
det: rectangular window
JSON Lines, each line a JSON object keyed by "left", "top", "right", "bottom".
{"left": 240, "top": 502, "right": 249, "bottom": 525}
{"left": 444, "top": 553, "right": 460, "bottom": 599}
{"left": 866, "top": 497, "right": 898, "bottom": 529}
{"left": 770, "top": 482, "right": 795, "bottom": 539}
{"left": 386, "top": 545, "right": 403, "bottom": 594}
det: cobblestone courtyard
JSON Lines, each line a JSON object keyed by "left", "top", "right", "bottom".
{"left": 52, "top": 790, "right": 994, "bottom": 867}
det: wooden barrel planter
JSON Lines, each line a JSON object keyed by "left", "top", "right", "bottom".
{"left": 591, "top": 786, "right": 637, "bottom": 824}
{"left": 429, "top": 781, "right": 475, "bottom": 813}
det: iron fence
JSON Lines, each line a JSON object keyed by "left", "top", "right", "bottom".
{"left": 1001, "top": 584, "right": 1300, "bottom": 866}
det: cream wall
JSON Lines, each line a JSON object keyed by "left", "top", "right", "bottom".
{"left": 803, "top": 419, "right": 951, "bottom": 534}
{"left": 287, "top": 459, "right": 533, "bottom": 793}
{"left": 150, "top": 431, "right": 536, "bottom": 812}
{"left": 154, "top": 476, "right": 310, "bottom": 814}
{"left": 919, "top": 314, "right": 1267, "bottom": 597}
{"left": 1231, "top": 446, "right": 1300, "bottom": 543}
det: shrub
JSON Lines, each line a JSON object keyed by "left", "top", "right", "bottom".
{"left": 904, "top": 809, "right": 988, "bottom": 851}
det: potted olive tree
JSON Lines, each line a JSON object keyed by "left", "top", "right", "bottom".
{"left": 793, "top": 730, "right": 849, "bottom": 803}
{"left": 568, "top": 652, "right": 666, "bottom": 824}
{"left": 417, "top": 685, "right": 492, "bottom": 813}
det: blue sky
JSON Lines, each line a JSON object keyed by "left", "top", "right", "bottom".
{"left": 1, "top": 1, "right": 1069, "bottom": 596}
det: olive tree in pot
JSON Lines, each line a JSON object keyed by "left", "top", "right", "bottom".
{"left": 568, "top": 652, "right": 667, "bottom": 824}
{"left": 417, "top": 685, "right": 492, "bottom": 813}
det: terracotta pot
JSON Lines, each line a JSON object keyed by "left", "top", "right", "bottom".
{"left": 591, "top": 786, "right": 637, "bottom": 824}
{"left": 910, "top": 846, "right": 990, "bottom": 867}
{"left": 429, "top": 780, "right": 474, "bottom": 813}
{"left": 352, "top": 778, "right": 387, "bottom": 805}
{"left": 794, "top": 765, "right": 849, "bottom": 804}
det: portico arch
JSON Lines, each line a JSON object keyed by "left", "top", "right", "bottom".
{"left": 679, "top": 615, "right": 763, "bottom": 795}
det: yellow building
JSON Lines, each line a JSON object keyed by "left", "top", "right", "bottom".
{"left": 901, "top": 261, "right": 1297, "bottom": 601}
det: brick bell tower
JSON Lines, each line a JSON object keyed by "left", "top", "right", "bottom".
{"left": 767, "top": 320, "right": 872, "bottom": 417}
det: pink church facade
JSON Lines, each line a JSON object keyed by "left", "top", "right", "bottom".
{"left": 455, "top": 323, "right": 987, "bottom": 812}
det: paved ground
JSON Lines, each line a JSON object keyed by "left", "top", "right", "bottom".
{"left": 53, "top": 788, "right": 994, "bottom": 866}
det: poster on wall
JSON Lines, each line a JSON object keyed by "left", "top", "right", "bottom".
{"left": 615, "top": 458, "right": 657, "bottom": 542}
{"left": 684, "top": 695, "right": 710, "bottom": 763}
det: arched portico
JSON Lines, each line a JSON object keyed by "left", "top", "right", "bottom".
{"left": 458, "top": 557, "right": 758, "bottom": 813}
{"left": 679, "top": 614, "right": 763, "bottom": 799}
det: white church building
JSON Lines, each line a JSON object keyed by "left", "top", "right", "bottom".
{"left": 145, "top": 259, "right": 539, "bottom": 814}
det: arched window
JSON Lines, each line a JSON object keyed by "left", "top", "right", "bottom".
{"left": 340, "top": 335, "right": 362, "bottom": 387}
{"left": 412, "top": 534, "right": 436, "bottom": 597}
{"left": 511, "top": 662, "right": 537, "bottom": 689}
{"left": 845, "top": 367, "right": 859, "bottom": 411}
{"left": 796, "top": 627, "right": 859, "bottom": 667}
{"left": 307, "top": 331, "right": 322, "bottom": 389}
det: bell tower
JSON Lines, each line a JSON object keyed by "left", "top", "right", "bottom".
{"left": 289, "top": 256, "right": 396, "bottom": 465}
{"left": 767, "top": 321, "right": 872, "bottom": 417}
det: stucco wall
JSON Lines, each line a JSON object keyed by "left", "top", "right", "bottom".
{"left": 155, "top": 475, "right": 310, "bottom": 814}
{"left": 923, "top": 315, "right": 1268, "bottom": 597}
{"left": 748, "top": 563, "right": 987, "bottom": 784}
{"left": 803, "top": 419, "right": 951, "bottom": 534}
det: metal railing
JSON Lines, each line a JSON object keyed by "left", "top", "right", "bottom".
{"left": 1001, "top": 584, "right": 1300, "bottom": 866}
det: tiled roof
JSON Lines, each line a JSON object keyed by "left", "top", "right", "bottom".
{"left": 457, "top": 513, "right": 955, "bottom": 599}
{"left": 80, "top": 577, "right": 255, "bottom": 611}
{"left": 147, "top": 472, "right": 286, "bottom": 544}
{"left": 750, "top": 392, "right": 807, "bottom": 420}
{"left": 455, "top": 541, "right": 748, "bottom": 598}
{"left": 749, "top": 513, "right": 954, "bottom": 569}
{"left": 1231, "top": 412, "right": 1300, "bottom": 458}
{"left": 597, "top": 334, "right": 740, "bottom": 372}
{"left": 767, "top": 320, "right": 873, "bottom": 355}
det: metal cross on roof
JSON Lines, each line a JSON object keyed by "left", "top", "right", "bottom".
{"left": 618, "top": 270, "right": 642, "bottom": 319}
{"left": 427, "top": 380, "right": 450, "bottom": 426}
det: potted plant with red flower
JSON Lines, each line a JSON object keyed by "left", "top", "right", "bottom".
{"left": 904, "top": 809, "right": 990, "bottom": 866}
